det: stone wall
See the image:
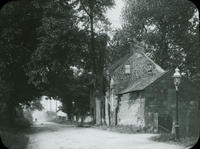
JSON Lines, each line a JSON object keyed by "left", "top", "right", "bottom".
{"left": 107, "top": 50, "right": 199, "bottom": 137}
{"left": 118, "top": 92, "right": 145, "bottom": 128}
{"left": 107, "top": 51, "right": 164, "bottom": 127}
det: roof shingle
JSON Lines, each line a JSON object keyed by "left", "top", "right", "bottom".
{"left": 118, "top": 72, "right": 166, "bottom": 94}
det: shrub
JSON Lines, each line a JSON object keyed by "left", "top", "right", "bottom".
{"left": 151, "top": 133, "right": 199, "bottom": 148}
{"left": 97, "top": 125, "right": 143, "bottom": 134}
{"left": 151, "top": 133, "right": 175, "bottom": 142}
{"left": 0, "top": 131, "right": 29, "bottom": 149}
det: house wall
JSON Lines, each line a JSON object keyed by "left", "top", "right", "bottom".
{"left": 115, "top": 70, "right": 199, "bottom": 136}
{"left": 145, "top": 86, "right": 172, "bottom": 133}
{"left": 117, "top": 92, "right": 145, "bottom": 128}
{"left": 145, "top": 71, "right": 200, "bottom": 137}
{"left": 107, "top": 50, "right": 199, "bottom": 137}
{"left": 106, "top": 51, "right": 164, "bottom": 126}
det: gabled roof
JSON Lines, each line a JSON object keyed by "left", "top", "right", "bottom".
{"left": 108, "top": 45, "right": 166, "bottom": 95}
{"left": 118, "top": 71, "right": 166, "bottom": 94}
{"left": 108, "top": 53, "right": 132, "bottom": 74}
{"left": 108, "top": 45, "right": 145, "bottom": 74}
{"left": 108, "top": 45, "right": 164, "bottom": 74}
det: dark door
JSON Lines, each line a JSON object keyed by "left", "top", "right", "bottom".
{"left": 158, "top": 114, "right": 173, "bottom": 133}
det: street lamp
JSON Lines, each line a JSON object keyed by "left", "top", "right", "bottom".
{"left": 173, "top": 68, "right": 181, "bottom": 141}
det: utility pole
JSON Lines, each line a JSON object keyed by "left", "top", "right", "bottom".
{"left": 175, "top": 90, "right": 179, "bottom": 140}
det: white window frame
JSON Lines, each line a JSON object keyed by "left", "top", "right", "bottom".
{"left": 125, "top": 64, "right": 131, "bottom": 74}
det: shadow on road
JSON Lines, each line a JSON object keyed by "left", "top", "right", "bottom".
{"left": 25, "top": 121, "right": 76, "bottom": 135}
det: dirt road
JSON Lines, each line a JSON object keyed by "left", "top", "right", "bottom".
{"left": 27, "top": 122, "right": 185, "bottom": 149}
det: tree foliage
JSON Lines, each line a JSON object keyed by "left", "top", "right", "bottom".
{"left": 0, "top": 0, "right": 45, "bottom": 126}
{"left": 0, "top": 0, "right": 42, "bottom": 109}
{"left": 110, "top": 0, "right": 199, "bottom": 86}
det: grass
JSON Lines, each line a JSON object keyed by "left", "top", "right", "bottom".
{"left": 151, "top": 133, "right": 199, "bottom": 148}
{"left": 96, "top": 125, "right": 144, "bottom": 134}
{"left": 98, "top": 125, "right": 199, "bottom": 148}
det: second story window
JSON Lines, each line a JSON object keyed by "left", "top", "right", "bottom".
{"left": 125, "top": 64, "right": 131, "bottom": 74}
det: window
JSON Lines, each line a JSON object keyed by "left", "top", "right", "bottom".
{"left": 125, "top": 64, "right": 131, "bottom": 74}
{"left": 143, "top": 63, "right": 153, "bottom": 73}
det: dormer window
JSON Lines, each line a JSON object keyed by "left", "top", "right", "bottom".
{"left": 125, "top": 64, "right": 131, "bottom": 74}
{"left": 146, "top": 63, "right": 153, "bottom": 73}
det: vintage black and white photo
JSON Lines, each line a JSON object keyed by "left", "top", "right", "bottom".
{"left": 0, "top": 0, "right": 199, "bottom": 149}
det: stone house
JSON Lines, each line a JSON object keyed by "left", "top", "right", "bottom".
{"left": 105, "top": 47, "right": 200, "bottom": 137}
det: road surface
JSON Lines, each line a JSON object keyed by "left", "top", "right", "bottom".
{"left": 27, "top": 122, "right": 185, "bottom": 149}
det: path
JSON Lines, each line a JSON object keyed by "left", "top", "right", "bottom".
{"left": 27, "top": 122, "right": 185, "bottom": 149}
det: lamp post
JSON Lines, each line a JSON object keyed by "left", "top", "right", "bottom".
{"left": 173, "top": 68, "right": 181, "bottom": 141}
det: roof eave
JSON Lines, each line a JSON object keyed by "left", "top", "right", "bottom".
{"left": 118, "top": 89, "right": 145, "bottom": 95}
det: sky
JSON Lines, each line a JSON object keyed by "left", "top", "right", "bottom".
{"left": 106, "top": 0, "right": 124, "bottom": 29}
{"left": 40, "top": 96, "right": 62, "bottom": 112}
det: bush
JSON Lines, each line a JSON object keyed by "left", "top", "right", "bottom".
{"left": 151, "top": 133, "right": 175, "bottom": 142}
{"left": 97, "top": 125, "right": 143, "bottom": 134}
{"left": 15, "top": 117, "right": 32, "bottom": 129}
{"left": 0, "top": 131, "right": 29, "bottom": 149}
{"left": 151, "top": 133, "right": 199, "bottom": 148}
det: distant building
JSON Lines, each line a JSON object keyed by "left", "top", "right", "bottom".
{"left": 105, "top": 46, "right": 200, "bottom": 137}
{"left": 57, "top": 111, "right": 68, "bottom": 120}
{"left": 32, "top": 96, "right": 63, "bottom": 122}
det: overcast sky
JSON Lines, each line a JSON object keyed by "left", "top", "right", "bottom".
{"left": 106, "top": 0, "right": 124, "bottom": 29}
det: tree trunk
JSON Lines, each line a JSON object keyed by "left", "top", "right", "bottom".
{"left": 89, "top": 1, "right": 96, "bottom": 124}
{"left": 95, "top": 97, "right": 101, "bottom": 125}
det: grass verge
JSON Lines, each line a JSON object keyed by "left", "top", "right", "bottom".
{"left": 95, "top": 125, "right": 145, "bottom": 134}
{"left": 0, "top": 130, "right": 29, "bottom": 149}
{"left": 151, "top": 133, "right": 199, "bottom": 148}
{"left": 0, "top": 119, "right": 31, "bottom": 149}
{"left": 50, "top": 119, "right": 79, "bottom": 125}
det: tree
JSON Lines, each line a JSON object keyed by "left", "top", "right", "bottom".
{"left": 110, "top": 0, "right": 199, "bottom": 86}
{"left": 0, "top": 0, "right": 43, "bottom": 126}
{"left": 26, "top": 0, "right": 92, "bottom": 120}
{"left": 106, "top": 29, "right": 133, "bottom": 64}
{"left": 0, "top": 0, "right": 114, "bottom": 127}
{"left": 76, "top": 0, "right": 114, "bottom": 124}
